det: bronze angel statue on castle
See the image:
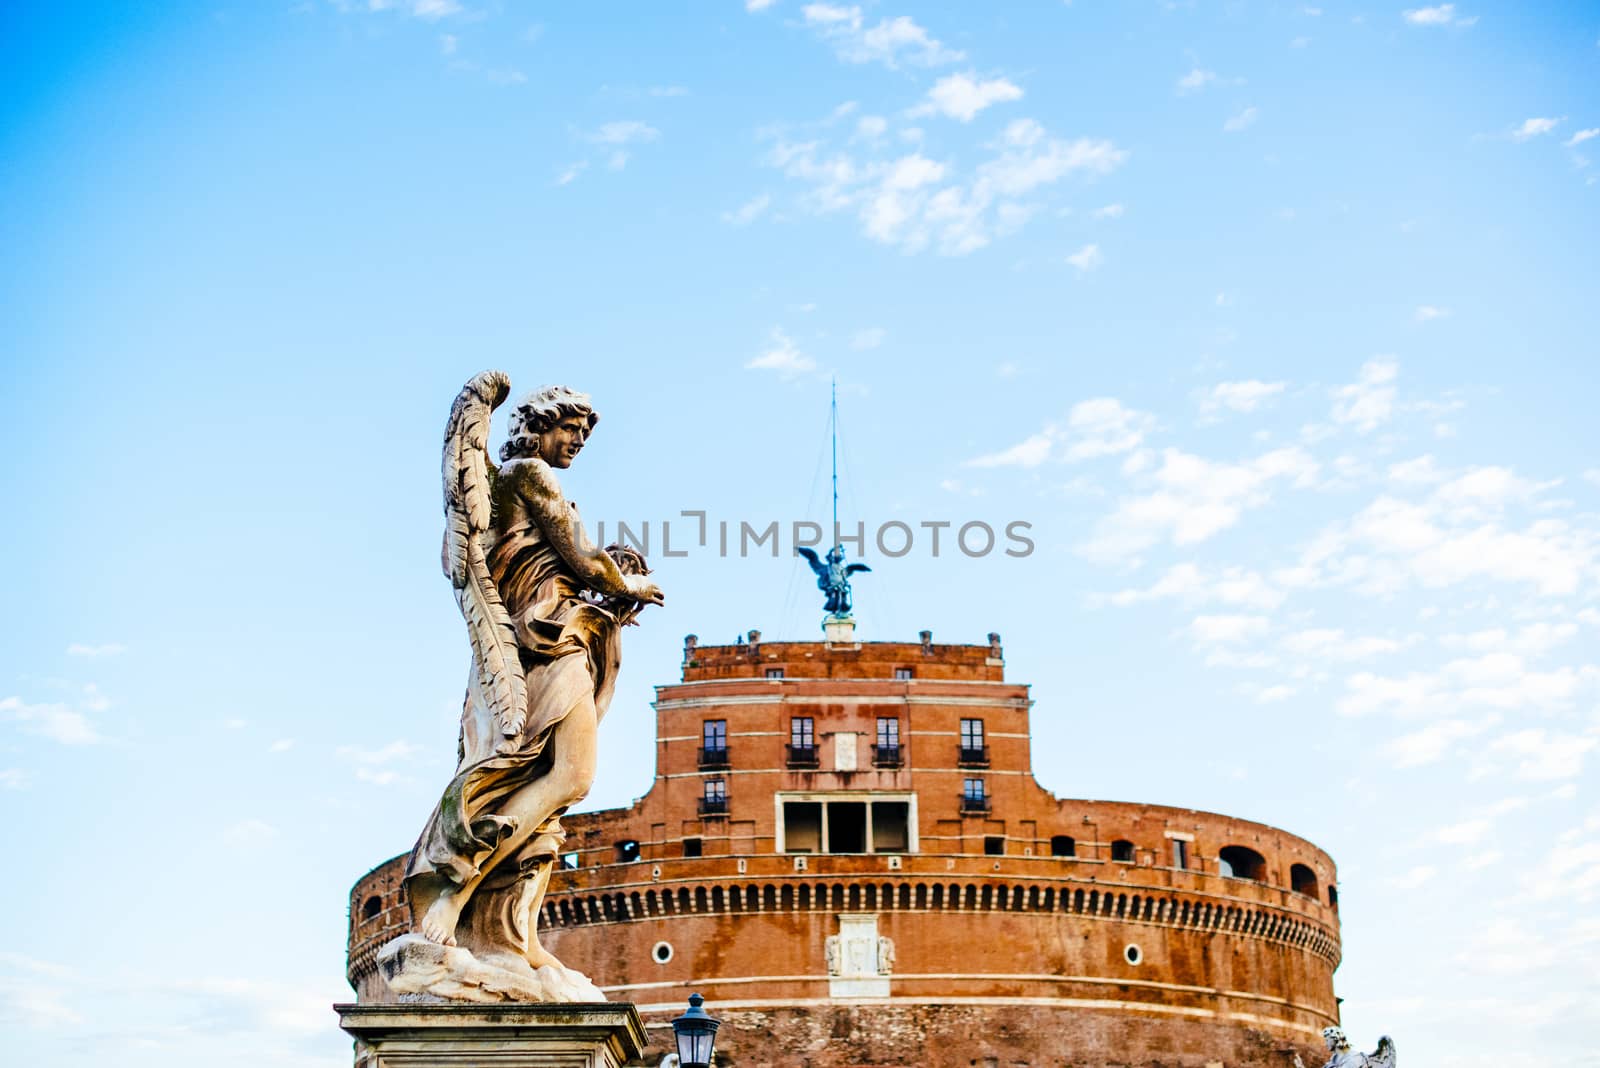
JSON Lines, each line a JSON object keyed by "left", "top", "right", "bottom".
{"left": 1294, "top": 1027, "right": 1396, "bottom": 1068}
{"left": 378, "top": 372, "right": 663, "bottom": 1003}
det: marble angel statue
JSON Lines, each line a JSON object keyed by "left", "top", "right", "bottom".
{"left": 379, "top": 372, "right": 663, "bottom": 1003}
{"left": 1294, "top": 1027, "right": 1396, "bottom": 1068}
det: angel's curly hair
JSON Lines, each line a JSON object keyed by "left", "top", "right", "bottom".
{"left": 500, "top": 385, "right": 599, "bottom": 463}
{"left": 1322, "top": 1027, "right": 1350, "bottom": 1051}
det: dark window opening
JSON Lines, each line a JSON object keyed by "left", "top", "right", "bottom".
{"left": 1050, "top": 835, "right": 1076, "bottom": 857}
{"left": 700, "top": 720, "right": 728, "bottom": 767}
{"left": 872, "top": 800, "right": 909, "bottom": 853}
{"left": 682, "top": 837, "right": 701, "bottom": 858}
{"left": 961, "top": 777, "right": 988, "bottom": 813}
{"left": 1291, "top": 863, "right": 1318, "bottom": 897}
{"left": 615, "top": 839, "right": 640, "bottom": 863}
{"left": 1328, "top": 885, "right": 1339, "bottom": 909}
{"left": 874, "top": 717, "right": 902, "bottom": 766}
{"left": 1171, "top": 839, "right": 1189, "bottom": 870}
{"left": 788, "top": 716, "right": 817, "bottom": 765}
{"left": 1111, "top": 839, "right": 1135, "bottom": 863}
{"left": 699, "top": 778, "right": 727, "bottom": 816}
{"left": 827, "top": 801, "right": 867, "bottom": 854}
{"left": 783, "top": 801, "right": 822, "bottom": 853}
{"left": 362, "top": 896, "right": 382, "bottom": 920}
{"left": 894, "top": 667, "right": 913, "bottom": 680}
{"left": 766, "top": 667, "right": 785, "bottom": 679}
{"left": 984, "top": 835, "right": 1004, "bottom": 856}
{"left": 1218, "top": 845, "right": 1266, "bottom": 881}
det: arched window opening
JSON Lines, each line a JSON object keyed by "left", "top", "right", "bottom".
{"left": 1291, "top": 863, "right": 1318, "bottom": 897}
{"left": 362, "top": 896, "right": 382, "bottom": 921}
{"left": 1218, "top": 845, "right": 1267, "bottom": 882}
{"left": 1110, "top": 839, "right": 1135, "bottom": 863}
{"left": 1050, "top": 835, "right": 1076, "bottom": 857}
{"left": 614, "top": 840, "right": 640, "bottom": 863}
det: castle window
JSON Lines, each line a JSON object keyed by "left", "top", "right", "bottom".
{"left": 872, "top": 800, "right": 909, "bottom": 852}
{"left": 961, "top": 777, "right": 988, "bottom": 814}
{"left": 700, "top": 778, "right": 727, "bottom": 816}
{"left": 682, "top": 837, "right": 702, "bottom": 858}
{"left": 700, "top": 720, "right": 728, "bottom": 767}
{"left": 894, "top": 667, "right": 913, "bottom": 680}
{"left": 1110, "top": 839, "right": 1135, "bottom": 863}
{"left": 1124, "top": 943, "right": 1143, "bottom": 966}
{"left": 766, "top": 667, "right": 785, "bottom": 679}
{"left": 1329, "top": 885, "right": 1338, "bottom": 909}
{"left": 1218, "top": 845, "right": 1266, "bottom": 881}
{"left": 1291, "top": 863, "right": 1318, "bottom": 897}
{"left": 984, "top": 835, "right": 1004, "bottom": 856}
{"left": 783, "top": 801, "right": 822, "bottom": 852}
{"left": 959, "top": 719, "right": 988, "bottom": 765}
{"left": 1050, "top": 835, "right": 1075, "bottom": 857}
{"left": 615, "top": 839, "right": 640, "bottom": 863}
{"left": 1171, "top": 839, "right": 1189, "bottom": 870}
{"left": 560, "top": 851, "right": 580, "bottom": 870}
{"left": 874, "top": 718, "right": 902, "bottom": 766}
{"left": 827, "top": 801, "right": 867, "bottom": 854}
{"left": 362, "top": 896, "right": 382, "bottom": 920}
{"left": 788, "top": 717, "right": 817, "bottom": 766}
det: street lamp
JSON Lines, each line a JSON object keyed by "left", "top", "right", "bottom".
{"left": 670, "top": 992, "right": 720, "bottom": 1068}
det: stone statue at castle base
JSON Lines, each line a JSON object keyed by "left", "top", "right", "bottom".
{"left": 374, "top": 372, "right": 663, "bottom": 1007}
{"left": 1294, "top": 1027, "right": 1397, "bottom": 1068}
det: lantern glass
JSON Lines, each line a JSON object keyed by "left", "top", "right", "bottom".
{"left": 670, "top": 993, "right": 719, "bottom": 1068}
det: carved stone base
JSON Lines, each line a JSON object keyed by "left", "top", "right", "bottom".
{"left": 379, "top": 934, "right": 605, "bottom": 1003}
{"left": 335, "top": 1002, "right": 648, "bottom": 1068}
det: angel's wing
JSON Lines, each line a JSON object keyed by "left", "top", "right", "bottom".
{"left": 796, "top": 546, "right": 824, "bottom": 575}
{"left": 1369, "top": 1036, "right": 1396, "bottom": 1068}
{"left": 442, "top": 371, "right": 527, "bottom": 742}
{"left": 845, "top": 563, "right": 872, "bottom": 575}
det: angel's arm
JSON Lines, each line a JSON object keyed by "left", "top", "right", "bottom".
{"left": 516, "top": 460, "right": 645, "bottom": 600}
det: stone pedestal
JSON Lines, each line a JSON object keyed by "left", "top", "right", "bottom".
{"left": 335, "top": 1002, "right": 650, "bottom": 1068}
{"left": 822, "top": 614, "right": 857, "bottom": 644}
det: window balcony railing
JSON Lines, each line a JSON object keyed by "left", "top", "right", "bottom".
{"left": 698, "top": 797, "right": 728, "bottom": 817}
{"left": 871, "top": 744, "right": 903, "bottom": 768}
{"left": 959, "top": 794, "right": 990, "bottom": 815}
{"left": 957, "top": 745, "right": 990, "bottom": 767}
{"left": 787, "top": 744, "right": 819, "bottom": 768}
{"left": 698, "top": 746, "right": 730, "bottom": 769}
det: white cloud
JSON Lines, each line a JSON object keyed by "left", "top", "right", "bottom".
{"left": 590, "top": 120, "right": 660, "bottom": 145}
{"left": 1176, "top": 68, "right": 1217, "bottom": 95}
{"left": 1066, "top": 243, "right": 1102, "bottom": 273}
{"left": 912, "top": 72, "right": 1024, "bottom": 122}
{"left": 1091, "top": 203, "right": 1124, "bottom": 219}
{"left": 1281, "top": 628, "right": 1406, "bottom": 660}
{"left": 411, "top": 0, "right": 460, "bottom": 19}
{"left": 1100, "top": 563, "right": 1285, "bottom": 611}
{"left": 746, "top": 0, "right": 776, "bottom": 10}
{"left": 1432, "top": 818, "right": 1492, "bottom": 845}
{"left": 1381, "top": 718, "right": 1490, "bottom": 766}
{"left": 1200, "top": 379, "right": 1285, "bottom": 417}
{"left": 1565, "top": 128, "right": 1600, "bottom": 148}
{"left": 1257, "top": 685, "right": 1296, "bottom": 703}
{"left": 1386, "top": 864, "right": 1437, "bottom": 889}
{"left": 722, "top": 194, "right": 772, "bottom": 226}
{"left": 1330, "top": 357, "right": 1398, "bottom": 432}
{"left": 850, "top": 327, "right": 886, "bottom": 350}
{"left": 1488, "top": 729, "right": 1596, "bottom": 781}
{"left": 1081, "top": 446, "right": 1319, "bottom": 561}
{"left": 0, "top": 769, "right": 26, "bottom": 790}
{"left": 356, "top": 767, "right": 403, "bottom": 786}
{"left": 855, "top": 115, "right": 888, "bottom": 140}
{"left": 801, "top": 4, "right": 962, "bottom": 68}
{"left": 0, "top": 696, "right": 102, "bottom": 745}
{"left": 337, "top": 739, "right": 421, "bottom": 764}
{"left": 439, "top": 33, "right": 456, "bottom": 55}
{"left": 555, "top": 161, "right": 587, "bottom": 186}
{"left": 221, "top": 819, "right": 280, "bottom": 849}
{"left": 66, "top": 642, "right": 124, "bottom": 657}
{"left": 268, "top": 738, "right": 295, "bottom": 753}
{"left": 1414, "top": 304, "right": 1451, "bottom": 322}
{"left": 1189, "top": 614, "right": 1271, "bottom": 645}
{"left": 966, "top": 397, "right": 1152, "bottom": 469}
{"left": 1403, "top": 4, "right": 1476, "bottom": 27}
{"left": 1511, "top": 117, "right": 1561, "bottom": 142}
{"left": 744, "top": 328, "right": 816, "bottom": 378}
{"left": 1223, "top": 106, "right": 1259, "bottom": 133}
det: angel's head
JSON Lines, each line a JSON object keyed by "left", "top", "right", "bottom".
{"left": 500, "top": 385, "right": 599, "bottom": 468}
{"left": 1321, "top": 1027, "right": 1350, "bottom": 1052}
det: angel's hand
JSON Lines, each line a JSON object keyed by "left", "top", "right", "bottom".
{"left": 499, "top": 712, "right": 526, "bottom": 741}
{"left": 624, "top": 575, "right": 664, "bottom": 606}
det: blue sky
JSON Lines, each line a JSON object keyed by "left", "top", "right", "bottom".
{"left": 1, "top": 2, "right": 1597, "bottom": 1065}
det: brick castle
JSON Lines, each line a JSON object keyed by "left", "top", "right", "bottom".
{"left": 347, "top": 627, "right": 1341, "bottom": 1066}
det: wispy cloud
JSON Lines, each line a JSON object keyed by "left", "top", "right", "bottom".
{"left": 968, "top": 397, "right": 1153, "bottom": 469}
{"left": 1564, "top": 128, "right": 1600, "bottom": 148}
{"left": 1176, "top": 68, "right": 1217, "bottom": 95}
{"left": 850, "top": 327, "right": 886, "bottom": 350}
{"left": 911, "top": 72, "right": 1024, "bottom": 122}
{"left": 1415, "top": 304, "right": 1451, "bottom": 322}
{"left": 1200, "top": 379, "right": 1285, "bottom": 417}
{"left": 722, "top": 194, "right": 772, "bottom": 226}
{"left": 67, "top": 642, "right": 125, "bottom": 657}
{"left": 745, "top": 328, "right": 816, "bottom": 378}
{"left": 1066, "top": 242, "right": 1102, "bottom": 273}
{"left": 0, "top": 696, "right": 102, "bottom": 745}
{"left": 1402, "top": 4, "right": 1477, "bottom": 28}
{"left": 1511, "top": 117, "right": 1561, "bottom": 142}
{"left": 801, "top": 4, "right": 962, "bottom": 69}
{"left": 1330, "top": 357, "right": 1399, "bottom": 432}
{"left": 590, "top": 120, "right": 660, "bottom": 145}
{"left": 1223, "top": 106, "right": 1259, "bottom": 133}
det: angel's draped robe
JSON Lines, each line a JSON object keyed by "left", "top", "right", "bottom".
{"left": 405, "top": 488, "right": 623, "bottom": 892}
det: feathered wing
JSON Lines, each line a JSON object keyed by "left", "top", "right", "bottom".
{"left": 442, "top": 370, "right": 527, "bottom": 742}
{"left": 796, "top": 546, "right": 824, "bottom": 576}
{"left": 1370, "top": 1037, "right": 1396, "bottom": 1068}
